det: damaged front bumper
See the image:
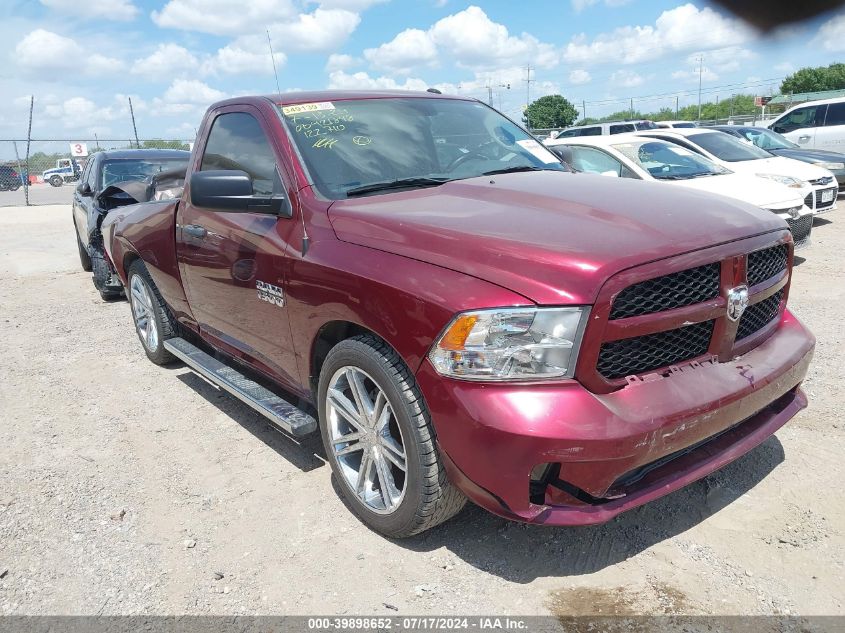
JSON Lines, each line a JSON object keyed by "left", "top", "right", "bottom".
{"left": 417, "top": 309, "right": 814, "bottom": 526}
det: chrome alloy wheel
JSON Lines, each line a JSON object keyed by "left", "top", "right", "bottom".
{"left": 130, "top": 274, "right": 159, "bottom": 352}
{"left": 326, "top": 366, "right": 407, "bottom": 514}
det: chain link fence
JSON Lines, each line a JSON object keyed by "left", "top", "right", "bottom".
{"left": 530, "top": 114, "right": 776, "bottom": 139}
{"left": 0, "top": 139, "right": 193, "bottom": 207}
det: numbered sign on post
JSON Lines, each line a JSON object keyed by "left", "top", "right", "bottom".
{"left": 69, "top": 142, "right": 88, "bottom": 157}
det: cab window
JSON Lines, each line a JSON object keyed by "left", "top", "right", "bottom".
{"left": 773, "top": 105, "right": 823, "bottom": 133}
{"left": 201, "top": 112, "right": 279, "bottom": 196}
{"left": 824, "top": 102, "right": 845, "bottom": 127}
{"left": 609, "top": 124, "right": 635, "bottom": 134}
{"left": 579, "top": 127, "right": 602, "bottom": 136}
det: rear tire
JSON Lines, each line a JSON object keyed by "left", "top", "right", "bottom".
{"left": 76, "top": 230, "right": 92, "bottom": 272}
{"left": 127, "top": 260, "right": 176, "bottom": 365}
{"left": 317, "top": 335, "right": 465, "bottom": 538}
{"left": 49, "top": 175, "right": 62, "bottom": 187}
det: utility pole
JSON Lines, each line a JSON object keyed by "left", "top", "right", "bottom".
{"left": 696, "top": 55, "right": 704, "bottom": 122}
{"left": 128, "top": 97, "right": 140, "bottom": 148}
{"left": 24, "top": 96, "right": 33, "bottom": 207}
{"left": 267, "top": 28, "right": 282, "bottom": 97}
{"left": 582, "top": 100, "right": 586, "bottom": 121}
{"left": 630, "top": 97, "right": 634, "bottom": 119}
{"left": 524, "top": 63, "right": 534, "bottom": 129}
{"left": 675, "top": 95, "right": 679, "bottom": 117}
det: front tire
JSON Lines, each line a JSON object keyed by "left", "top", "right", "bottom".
{"left": 127, "top": 260, "right": 176, "bottom": 365}
{"left": 317, "top": 335, "right": 465, "bottom": 538}
{"left": 49, "top": 175, "right": 62, "bottom": 187}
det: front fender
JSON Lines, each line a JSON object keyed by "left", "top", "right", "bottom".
{"left": 285, "top": 238, "right": 533, "bottom": 391}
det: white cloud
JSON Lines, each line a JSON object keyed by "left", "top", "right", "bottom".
{"left": 563, "top": 3, "right": 752, "bottom": 66}
{"left": 325, "top": 53, "right": 361, "bottom": 71}
{"left": 327, "top": 70, "right": 430, "bottom": 91}
{"left": 364, "top": 28, "right": 437, "bottom": 73}
{"left": 163, "top": 79, "right": 227, "bottom": 104}
{"left": 131, "top": 43, "right": 199, "bottom": 79}
{"left": 671, "top": 67, "right": 719, "bottom": 83}
{"left": 39, "top": 0, "right": 139, "bottom": 20}
{"left": 429, "top": 6, "right": 559, "bottom": 70}
{"left": 204, "top": 46, "right": 286, "bottom": 75}
{"left": 813, "top": 14, "right": 845, "bottom": 52}
{"left": 15, "top": 29, "right": 123, "bottom": 76}
{"left": 775, "top": 61, "right": 795, "bottom": 73}
{"left": 152, "top": 0, "right": 297, "bottom": 35}
{"left": 360, "top": 5, "right": 560, "bottom": 74}
{"left": 687, "top": 46, "right": 754, "bottom": 74}
{"left": 610, "top": 70, "right": 644, "bottom": 88}
{"left": 270, "top": 8, "right": 360, "bottom": 52}
{"left": 569, "top": 69, "right": 591, "bottom": 85}
{"left": 308, "top": 0, "right": 387, "bottom": 9}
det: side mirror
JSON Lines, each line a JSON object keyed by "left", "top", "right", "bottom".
{"left": 77, "top": 182, "right": 92, "bottom": 196}
{"left": 190, "top": 170, "right": 291, "bottom": 217}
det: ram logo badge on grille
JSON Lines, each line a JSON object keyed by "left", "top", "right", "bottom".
{"left": 727, "top": 284, "right": 749, "bottom": 322}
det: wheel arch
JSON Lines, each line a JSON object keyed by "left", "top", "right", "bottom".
{"left": 310, "top": 320, "right": 390, "bottom": 396}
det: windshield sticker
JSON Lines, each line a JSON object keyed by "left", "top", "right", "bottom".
{"left": 282, "top": 102, "right": 335, "bottom": 116}
{"left": 516, "top": 139, "right": 560, "bottom": 164}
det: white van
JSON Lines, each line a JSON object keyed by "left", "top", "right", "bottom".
{"left": 766, "top": 97, "right": 845, "bottom": 152}
{"left": 554, "top": 120, "right": 658, "bottom": 138}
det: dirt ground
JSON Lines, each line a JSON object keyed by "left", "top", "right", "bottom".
{"left": 0, "top": 204, "right": 842, "bottom": 618}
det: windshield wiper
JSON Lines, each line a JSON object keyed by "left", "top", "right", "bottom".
{"left": 482, "top": 166, "right": 544, "bottom": 176}
{"left": 345, "top": 177, "right": 450, "bottom": 197}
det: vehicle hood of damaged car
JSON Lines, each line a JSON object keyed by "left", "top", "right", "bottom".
{"left": 327, "top": 170, "right": 787, "bottom": 305}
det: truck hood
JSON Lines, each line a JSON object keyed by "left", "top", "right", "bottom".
{"left": 328, "top": 171, "right": 785, "bottom": 305}
{"left": 663, "top": 171, "right": 804, "bottom": 211}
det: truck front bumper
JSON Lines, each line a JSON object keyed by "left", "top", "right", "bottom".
{"left": 416, "top": 309, "right": 814, "bottom": 526}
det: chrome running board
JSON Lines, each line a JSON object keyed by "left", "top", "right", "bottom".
{"left": 164, "top": 337, "right": 317, "bottom": 437}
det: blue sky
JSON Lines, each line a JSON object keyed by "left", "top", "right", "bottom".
{"left": 1, "top": 0, "right": 844, "bottom": 140}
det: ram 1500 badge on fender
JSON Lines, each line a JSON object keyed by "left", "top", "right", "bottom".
{"left": 102, "top": 91, "right": 815, "bottom": 538}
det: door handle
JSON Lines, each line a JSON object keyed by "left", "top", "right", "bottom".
{"left": 798, "top": 135, "right": 811, "bottom": 142}
{"left": 182, "top": 224, "right": 207, "bottom": 239}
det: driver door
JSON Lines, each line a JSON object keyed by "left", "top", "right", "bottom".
{"left": 772, "top": 104, "right": 824, "bottom": 147}
{"left": 177, "top": 107, "right": 301, "bottom": 390}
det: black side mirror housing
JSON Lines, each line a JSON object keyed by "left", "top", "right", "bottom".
{"left": 77, "top": 182, "right": 93, "bottom": 196}
{"left": 190, "top": 170, "right": 291, "bottom": 217}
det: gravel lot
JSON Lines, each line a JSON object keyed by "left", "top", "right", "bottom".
{"left": 0, "top": 184, "right": 74, "bottom": 208}
{"left": 0, "top": 204, "right": 842, "bottom": 618}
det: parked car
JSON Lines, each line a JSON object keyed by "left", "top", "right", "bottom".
{"left": 0, "top": 166, "right": 23, "bottom": 191}
{"left": 709, "top": 125, "right": 845, "bottom": 192}
{"left": 545, "top": 134, "right": 814, "bottom": 248}
{"left": 765, "top": 96, "right": 845, "bottom": 152}
{"left": 103, "top": 91, "right": 813, "bottom": 538}
{"left": 73, "top": 149, "right": 190, "bottom": 299}
{"left": 555, "top": 120, "right": 658, "bottom": 138}
{"left": 636, "top": 128, "right": 838, "bottom": 214}
{"left": 655, "top": 120, "right": 698, "bottom": 128}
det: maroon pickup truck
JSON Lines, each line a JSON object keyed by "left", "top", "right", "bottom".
{"left": 103, "top": 90, "right": 815, "bottom": 538}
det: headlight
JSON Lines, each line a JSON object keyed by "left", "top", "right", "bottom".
{"left": 813, "top": 161, "right": 845, "bottom": 171}
{"left": 755, "top": 173, "right": 807, "bottom": 188}
{"left": 429, "top": 307, "right": 588, "bottom": 381}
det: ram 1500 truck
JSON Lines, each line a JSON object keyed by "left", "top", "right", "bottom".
{"left": 102, "top": 91, "right": 815, "bottom": 538}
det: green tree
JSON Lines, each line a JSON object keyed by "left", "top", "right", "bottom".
{"left": 524, "top": 95, "right": 579, "bottom": 129}
{"left": 141, "top": 139, "right": 190, "bottom": 150}
{"left": 781, "top": 63, "right": 845, "bottom": 94}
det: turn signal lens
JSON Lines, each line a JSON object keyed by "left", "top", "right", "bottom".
{"left": 429, "top": 307, "right": 588, "bottom": 381}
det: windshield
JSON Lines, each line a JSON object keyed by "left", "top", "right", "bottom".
{"left": 100, "top": 158, "right": 189, "bottom": 189}
{"left": 278, "top": 98, "right": 564, "bottom": 198}
{"left": 688, "top": 132, "right": 773, "bottom": 162}
{"left": 613, "top": 140, "right": 729, "bottom": 179}
{"left": 737, "top": 127, "right": 798, "bottom": 150}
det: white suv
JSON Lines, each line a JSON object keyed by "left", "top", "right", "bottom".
{"left": 767, "top": 97, "right": 845, "bottom": 152}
